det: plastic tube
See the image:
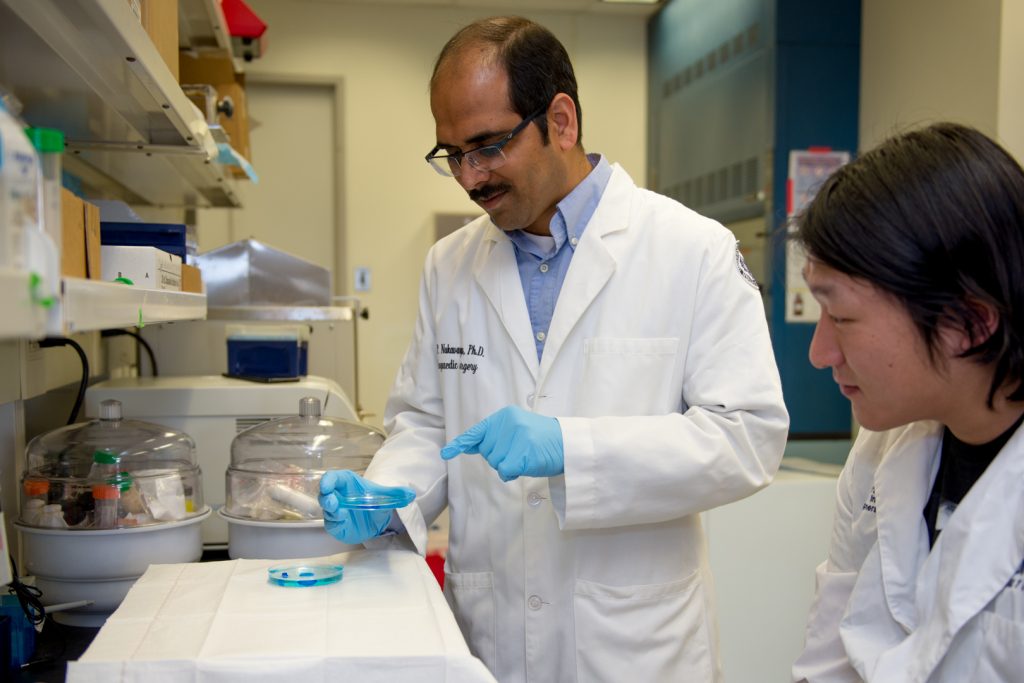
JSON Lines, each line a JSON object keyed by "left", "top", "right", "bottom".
{"left": 267, "top": 483, "right": 321, "bottom": 517}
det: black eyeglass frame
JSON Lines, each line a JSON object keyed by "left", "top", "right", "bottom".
{"left": 424, "top": 105, "right": 549, "bottom": 177}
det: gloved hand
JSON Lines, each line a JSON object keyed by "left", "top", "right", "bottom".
{"left": 440, "top": 406, "right": 564, "bottom": 482}
{"left": 318, "top": 470, "right": 392, "bottom": 544}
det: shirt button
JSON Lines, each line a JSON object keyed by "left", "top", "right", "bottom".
{"left": 536, "top": 331, "right": 546, "bottom": 342}
{"left": 539, "top": 263, "right": 549, "bottom": 273}
{"left": 570, "top": 236, "right": 579, "bottom": 246}
{"left": 528, "top": 595, "right": 543, "bottom": 610}
{"left": 527, "top": 492, "right": 543, "bottom": 506}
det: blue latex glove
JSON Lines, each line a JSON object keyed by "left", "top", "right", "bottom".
{"left": 440, "top": 406, "right": 564, "bottom": 482}
{"left": 318, "top": 470, "right": 392, "bottom": 544}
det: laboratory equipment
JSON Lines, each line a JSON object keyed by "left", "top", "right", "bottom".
{"left": 226, "top": 323, "right": 308, "bottom": 379}
{"left": 140, "top": 305, "right": 359, "bottom": 407}
{"left": 196, "top": 238, "right": 332, "bottom": 307}
{"left": 222, "top": 395, "right": 385, "bottom": 559}
{"left": 14, "top": 399, "right": 209, "bottom": 626}
{"left": 0, "top": 89, "right": 37, "bottom": 270}
{"left": 85, "top": 374, "right": 359, "bottom": 547}
{"left": 267, "top": 564, "right": 344, "bottom": 587}
{"left": 25, "top": 127, "right": 63, "bottom": 265}
{"left": 333, "top": 487, "right": 415, "bottom": 510}
{"left": 319, "top": 470, "right": 413, "bottom": 545}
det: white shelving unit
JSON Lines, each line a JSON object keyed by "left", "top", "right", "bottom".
{"left": 0, "top": 0, "right": 240, "bottom": 208}
{"left": 0, "top": 0, "right": 241, "bottom": 338}
{"left": 0, "top": 268, "right": 48, "bottom": 340}
{"left": 53, "top": 279, "right": 207, "bottom": 335}
{"left": 179, "top": 0, "right": 238, "bottom": 66}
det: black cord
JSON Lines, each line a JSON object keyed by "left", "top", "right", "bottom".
{"left": 7, "top": 553, "right": 44, "bottom": 627}
{"left": 101, "top": 329, "right": 158, "bottom": 376}
{"left": 37, "top": 337, "right": 88, "bottom": 425}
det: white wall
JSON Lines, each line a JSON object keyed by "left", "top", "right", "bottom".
{"left": 198, "top": 1, "right": 648, "bottom": 426}
{"left": 860, "top": 0, "right": 1023, "bottom": 162}
{"left": 998, "top": 0, "right": 1024, "bottom": 160}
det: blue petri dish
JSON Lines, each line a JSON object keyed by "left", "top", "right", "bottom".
{"left": 268, "top": 564, "right": 344, "bottom": 587}
{"left": 335, "top": 486, "right": 415, "bottom": 510}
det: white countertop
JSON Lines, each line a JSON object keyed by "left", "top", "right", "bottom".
{"left": 67, "top": 548, "right": 497, "bottom": 683}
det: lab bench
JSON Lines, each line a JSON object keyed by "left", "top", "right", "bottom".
{"left": 57, "top": 548, "right": 493, "bottom": 683}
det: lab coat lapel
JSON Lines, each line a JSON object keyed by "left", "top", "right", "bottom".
{"left": 538, "top": 167, "right": 630, "bottom": 380}
{"left": 908, "top": 423, "right": 1024, "bottom": 676}
{"left": 474, "top": 226, "right": 539, "bottom": 380}
{"left": 873, "top": 422, "right": 942, "bottom": 632}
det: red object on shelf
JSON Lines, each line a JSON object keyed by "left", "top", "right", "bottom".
{"left": 221, "top": 0, "right": 267, "bottom": 38}
{"left": 425, "top": 551, "right": 446, "bottom": 589}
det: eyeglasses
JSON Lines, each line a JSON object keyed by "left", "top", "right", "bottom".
{"left": 425, "top": 106, "right": 547, "bottom": 178}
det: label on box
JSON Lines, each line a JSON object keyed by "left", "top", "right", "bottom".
{"left": 101, "top": 245, "right": 182, "bottom": 291}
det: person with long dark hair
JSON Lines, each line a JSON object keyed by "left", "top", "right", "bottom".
{"left": 793, "top": 122, "right": 1024, "bottom": 682}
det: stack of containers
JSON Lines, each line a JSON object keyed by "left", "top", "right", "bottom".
{"left": 220, "top": 396, "right": 384, "bottom": 559}
{"left": 15, "top": 399, "right": 210, "bottom": 625}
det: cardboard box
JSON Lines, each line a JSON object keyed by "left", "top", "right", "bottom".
{"left": 59, "top": 190, "right": 103, "bottom": 280}
{"left": 60, "top": 189, "right": 86, "bottom": 279}
{"left": 180, "top": 263, "right": 203, "bottom": 293}
{"left": 84, "top": 200, "right": 102, "bottom": 279}
{"left": 179, "top": 52, "right": 250, "bottom": 169}
{"left": 140, "top": 0, "right": 179, "bottom": 82}
{"left": 101, "top": 245, "right": 182, "bottom": 291}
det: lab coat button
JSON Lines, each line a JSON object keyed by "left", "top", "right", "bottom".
{"left": 528, "top": 595, "right": 543, "bottom": 610}
{"left": 539, "top": 263, "right": 549, "bottom": 273}
{"left": 527, "top": 492, "right": 543, "bottom": 506}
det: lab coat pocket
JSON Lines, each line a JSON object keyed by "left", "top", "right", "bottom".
{"left": 573, "top": 570, "right": 712, "bottom": 682}
{"left": 968, "top": 611, "right": 1024, "bottom": 680}
{"left": 580, "top": 337, "right": 679, "bottom": 415}
{"left": 444, "top": 570, "right": 496, "bottom": 673}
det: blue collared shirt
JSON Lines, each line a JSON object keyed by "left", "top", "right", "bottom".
{"left": 508, "top": 153, "right": 612, "bottom": 360}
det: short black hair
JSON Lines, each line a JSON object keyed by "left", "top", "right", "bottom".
{"left": 796, "top": 122, "right": 1024, "bottom": 406}
{"left": 430, "top": 16, "right": 582, "bottom": 145}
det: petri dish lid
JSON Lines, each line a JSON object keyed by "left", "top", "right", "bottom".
{"left": 268, "top": 564, "right": 343, "bottom": 587}
{"left": 334, "top": 485, "right": 415, "bottom": 510}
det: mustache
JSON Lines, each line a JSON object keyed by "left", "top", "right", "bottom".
{"left": 469, "top": 184, "right": 511, "bottom": 202}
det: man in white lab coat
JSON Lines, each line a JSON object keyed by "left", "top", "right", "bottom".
{"left": 792, "top": 123, "right": 1024, "bottom": 682}
{"left": 320, "top": 16, "right": 789, "bottom": 682}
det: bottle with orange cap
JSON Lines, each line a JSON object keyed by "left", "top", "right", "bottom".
{"left": 20, "top": 478, "right": 50, "bottom": 526}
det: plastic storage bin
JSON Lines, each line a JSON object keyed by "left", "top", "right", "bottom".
{"left": 100, "top": 220, "right": 187, "bottom": 261}
{"left": 226, "top": 324, "right": 308, "bottom": 379}
{"left": 220, "top": 396, "right": 384, "bottom": 559}
{"left": 15, "top": 399, "right": 209, "bottom": 626}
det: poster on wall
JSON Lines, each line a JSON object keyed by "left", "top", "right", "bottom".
{"left": 785, "top": 148, "right": 850, "bottom": 323}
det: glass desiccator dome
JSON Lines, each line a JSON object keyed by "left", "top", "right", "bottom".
{"left": 223, "top": 396, "right": 384, "bottom": 521}
{"left": 19, "top": 399, "right": 205, "bottom": 530}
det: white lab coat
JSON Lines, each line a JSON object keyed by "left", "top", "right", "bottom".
{"left": 793, "top": 420, "right": 1024, "bottom": 682}
{"left": 367, "top": 164, "right": 789, "bottom": 683}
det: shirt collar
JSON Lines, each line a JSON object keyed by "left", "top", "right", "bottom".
{"left": 509, "top": 153, "right": 611, "bottom": 259}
